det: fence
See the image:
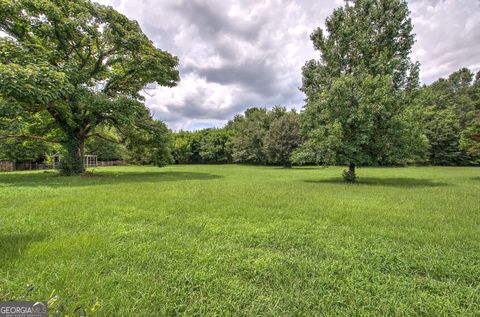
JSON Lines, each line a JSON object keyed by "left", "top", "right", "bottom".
{"left": 52, "top": 154, "right": 98, "bottom": 168}
{"left": 0, "top": 160, "right": 127, "bottom": 172}
{"left": 0, "top": 161, "right": 14, "bottom": 172}
{"left": 97, "top": 160, "right": 127, "bottom": 167}
{"left": 15, "top": 162, "right": 52, "bottom": 171}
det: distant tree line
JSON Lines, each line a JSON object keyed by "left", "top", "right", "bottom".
{"left": 171, "top": 106, "right": 301, "bottom": 167}
{"left": 416, "top": 68, "right": 480, "bottom": 165}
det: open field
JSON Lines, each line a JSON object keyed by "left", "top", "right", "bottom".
{"left": 0, "top": 165, "right": 479, "bottom": 316}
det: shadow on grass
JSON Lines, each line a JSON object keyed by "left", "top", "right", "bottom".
{"left": 0, "top": 171, "right": 223, "bottom": 188}
{"left": 304, "top": 177, "right": 449, "bottom": 188}
{"left": 0, "top": 233, "right": 47, "bottom": 260}
{"left": 269, "top": 166, "right": 325, "bottom": 170}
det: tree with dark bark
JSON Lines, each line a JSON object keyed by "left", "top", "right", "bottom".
{"left": 0, "top": 0, "right": 179, "bottom": 174}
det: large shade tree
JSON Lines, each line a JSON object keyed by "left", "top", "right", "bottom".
{"left": 0, "top": 0, "right": 179, "bottom": 174}
{"left": 297, "top": 0, "right": 427, "bottom": 181}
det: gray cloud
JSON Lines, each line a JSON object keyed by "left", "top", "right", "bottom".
{"left": 188, "top": 59, "right": 279, "bottom": 95}
{"left": 172, "top": 0, "right": 262, "bottom": 43}
{"left": 95, "top": 0, "right": 480, "bottom": 130}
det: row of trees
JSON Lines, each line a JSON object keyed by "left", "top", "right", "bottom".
{"left": 1, "top": 0, "right": 479, "bottom": 180}
{"left": 417, "top": 69, "right": 480, "bottom": 165}
{"left": 171, "top": 107, "right": 301, "bottom": 167}
{"left": 173, "top": 128, "right": 233, "bottom": 164}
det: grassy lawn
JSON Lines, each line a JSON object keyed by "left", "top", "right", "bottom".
{"left": 0, "top": 165, "right": 479, "bottom": 316}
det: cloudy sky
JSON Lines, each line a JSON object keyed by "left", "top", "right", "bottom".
{"left": 95, "top": 0, "right": 480, "bottom": 130}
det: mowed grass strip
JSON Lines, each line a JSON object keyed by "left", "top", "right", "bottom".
{"left": 0, "top": 165, "right": 479, "bottom": 316}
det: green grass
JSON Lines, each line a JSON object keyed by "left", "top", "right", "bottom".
{"left": 0, "top": 165, "right": 479, "bottom": 316}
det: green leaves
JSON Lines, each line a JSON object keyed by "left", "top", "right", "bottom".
{"left": 171, "top": 129, "right": 234, "bottom": 164}
{"left": 199, "top": 129, "right": 234, "bottom": 163}
{"left": 231, "top": 107, "right": 270, "bottom": 164}
{"left": 299, "top": 0, "right": 427, "bottom": 170}
{"left": 263, "top": 111, "right": 301, "bottom": 167}
{"left": 461, "top": 111, "right": 480, "bottom": 157}
{"left": 417, "top": 68, "right": 479, "bottom": 165}
{"left": 124, "top": 118, "right": 173, "bottom": 167}
{"left": 302, "top": 0, "right": 417, "bottom": 100}
{"left": 0, "top": 63, "right": 72, "bottom": 106}
{"left": 0, "top": 0, "right": 180, "bottom": 173}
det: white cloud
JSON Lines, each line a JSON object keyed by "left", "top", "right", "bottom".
{"left": 409, "top": 0, "right": 480, "bottom": 83}
{"left": 94, "top": 0, "right": 480, "bottom": 130}
{"left": 145, "top": 73, "right": 243, "bottom": 130}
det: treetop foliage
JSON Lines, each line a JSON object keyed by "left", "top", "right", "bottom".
{"left": 302, "top": 0, "right": 418, "bottom": 101}
{"left": 297, "top": 0, "right": 427, "bottom": 179}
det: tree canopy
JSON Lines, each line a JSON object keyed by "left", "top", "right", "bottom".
{"left": 417, "top": 68, "right": 480, "bottom": 165}
{"left": 296, "top": 0, "right": 427, "bottom": 181}
{"left": 263, "top": 110, "right": 301, "bottom": 167}
{"left": 171, "top": 128, "right": 233, "bottom": 164}
{"left": 0, "top": 0, "right": 179, "bottom": 174}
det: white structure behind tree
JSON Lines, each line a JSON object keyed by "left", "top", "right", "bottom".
{"left": 52, "top": 154, "right": 97, "bottom": 169}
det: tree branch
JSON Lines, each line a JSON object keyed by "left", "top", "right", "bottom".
{"left": 90, "top": 132, "right": 121, "bottom": 144}
{"left": 0, "top": 134, "right": 62, "bottom": 143}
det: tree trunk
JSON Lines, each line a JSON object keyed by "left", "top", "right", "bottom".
{"left": 283, "top": 161, "right": 292, "bottom": 168}
{"left": 349, "top": 162, "right": 355, "bottom": 176}
{"left": 343, "top": 162, "right": 357, "bottom": 182}
{"left": 59, "top": 135, "right": 85, "bottom": 175}
{"left": 77, "top": 140, "right": 85, "bottom": 171}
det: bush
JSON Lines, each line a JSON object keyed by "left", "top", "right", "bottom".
{"left": 342, "top": 168, "right": 357, "bottom": 183}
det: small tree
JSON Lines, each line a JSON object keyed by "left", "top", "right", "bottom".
{"left": 297, "top": 0, "right": 427, "bottom": 182}
{"left": 0, "top": 0, "right": 179, "bottom": 174}
{"left": 263, "top": 111, "right": 301, "bottom": 167}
